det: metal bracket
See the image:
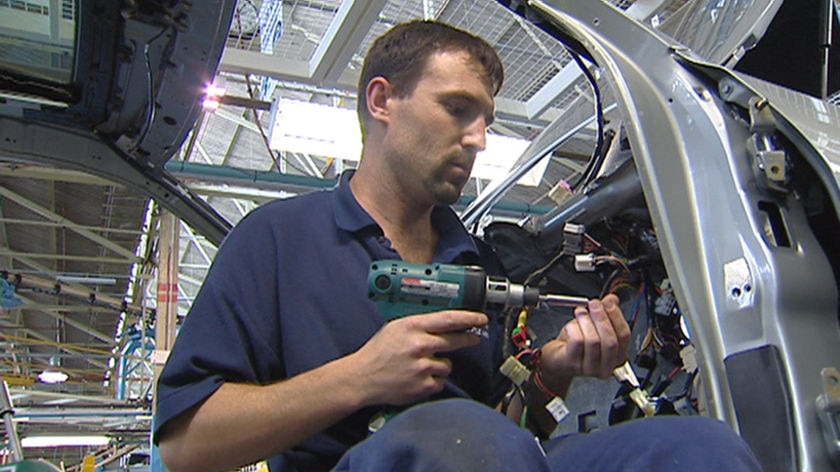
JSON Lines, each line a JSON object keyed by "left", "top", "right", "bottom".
{"left": 745, "top": 97, "right": 790, "bottom": 193}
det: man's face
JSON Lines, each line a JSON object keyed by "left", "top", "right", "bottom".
{"left": 383, "top": 50, "right": 496, "bottom": 206}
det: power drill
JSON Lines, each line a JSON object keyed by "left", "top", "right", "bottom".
{"left": 367, "top": 259, "right": 589, "bottom": 321}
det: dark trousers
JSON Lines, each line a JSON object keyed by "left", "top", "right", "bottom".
{"left": 334, "top": 398, "right": 763, "bottom": 471}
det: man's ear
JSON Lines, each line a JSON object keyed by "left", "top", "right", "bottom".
{"left": 366, "top": 77, "right": 392, "bottom": 123}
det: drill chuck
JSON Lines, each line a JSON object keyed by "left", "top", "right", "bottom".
{"left": 485, "top": 276, "right": 541, "bottom": 309}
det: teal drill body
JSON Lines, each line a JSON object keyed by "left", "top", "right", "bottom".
{"left": 367, "top": 260, "right": 489, "bottom": 321}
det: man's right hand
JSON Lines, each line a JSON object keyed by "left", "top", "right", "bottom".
{"left": 158, "top": 310, "right": 488, "bottom": 472}
{"left": 351, "top": 310, "right": 488, "bottom": 406}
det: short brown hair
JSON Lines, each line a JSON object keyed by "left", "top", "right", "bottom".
{"left": 357, "top": 20, "right": 504, "bottom": 130}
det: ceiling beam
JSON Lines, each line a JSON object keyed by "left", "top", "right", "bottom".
{"left": 8, "top": 388, "right": 126, "bottom": 405}
{"left": 179, "top": 223, "right": 214, "bottom": 267}
{"left": 213, "top": 107, "right": 261, "bottom": 133}
{"left": 220, "top": 49, "right": 311, "bottom": 83}
{"left": 1, "top": 330, "right": 108, "bottom": 370}
{"left": 0, "top": 116, "right": 232, "bottom": 246}
{"left": 16, "top": 296, "right": 115, "bottom": 344}
{"left": 185, "top": 183, "right": 289, "bottom": 202}
{"left": 0, "top": 250, "right": 133, "bottom": 265}
{"left": 219, "top": 48, "right": 557, "bottom": 126}
{"left": 309, "top": 0, "right": 389, "bottom": 86}
{"left": 0, "top": 185, "right": 140, "bottom": 261}
{"left": 0, "top": 218, "right": 143, "bottom": 235}
{"left": 13, "top": 273, "right": 144, "bottom": 316}
{"left": 0, "top": 164, "right": 116, "bottom": 186}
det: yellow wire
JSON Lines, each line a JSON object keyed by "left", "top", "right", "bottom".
{"left": 1, "top": 333, "right": 149, "bottom": 362}
{"left": 516, "top": 307, "right": 530, "bottom": 330}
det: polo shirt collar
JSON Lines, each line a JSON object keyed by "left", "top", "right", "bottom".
{"left": 332, "top": 170, "right": 479, "bottom": 261}
{"left": 333, "top": 170, "right": 380, "bottom": 234}
{"left": 432, "top": 204, "right": 480, "bottom": 262}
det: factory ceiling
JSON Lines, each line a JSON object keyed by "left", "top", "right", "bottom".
{"left": 1, "top": 0, "right": 837, "bottom": 468}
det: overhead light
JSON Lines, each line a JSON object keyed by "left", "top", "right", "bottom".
{"left": 267, "top": 98, "right": 546, "bottom": 186}
{"left": 56, "top": 275, "right": 117, "bottom": 285}
{"left": 37, "top": 370, "right": 68, "bottom": 384}
{"left": 38, "top": 356, "right": 68, "bottom": 384}
{"left": 21, "top": 435, "right": 110, "bottom": 448}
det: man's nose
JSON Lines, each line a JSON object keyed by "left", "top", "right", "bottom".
{"left": 462, "top": 117, "right": 487, "bottom": 151}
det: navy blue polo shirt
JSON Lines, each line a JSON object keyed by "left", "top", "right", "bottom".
{"left": 154, "top": 171, "right": 508, "bottom": 471}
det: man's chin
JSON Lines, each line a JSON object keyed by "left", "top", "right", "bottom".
{"left": 434, "top": 186, "right": 464, "bottom": 206}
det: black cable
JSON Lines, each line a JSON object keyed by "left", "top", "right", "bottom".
{"left": 565, "top": 47, "right": 606, "bottom": 192}
{"left": 523, "top": 243, "right": 566, "bottom": 287}
{"left": 131, "top": 25, "right": 170, "bottom": 153}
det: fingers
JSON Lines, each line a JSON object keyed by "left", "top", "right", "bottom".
{"left": 603, "top": 294, "right": 632, "bottom": 362}
{"left": 571, "top": 295, "right": 631, "bottom": 378}
{"left": 573, "top": 303, "right": 603, "bottom": 376}
{"left": 361, "top": 313, "right": 472, "bottom": 405}
{"left": 419, "top": 310, "right": 489, "bottom": 335}
{"left": 389, "top": 310, "right": 487, "bottom": 355}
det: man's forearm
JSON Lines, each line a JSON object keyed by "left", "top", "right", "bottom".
{"left": 522, "top": 370, "right": 572, "bottom": 439}
{"left": 158, "top": 356, "right": 370, "bottom": 472}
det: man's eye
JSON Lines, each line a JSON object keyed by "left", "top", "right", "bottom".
{"left": 445, "top": 104, "right": 467, "bottom": 116}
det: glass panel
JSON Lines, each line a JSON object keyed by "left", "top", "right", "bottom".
{"left": 0, "top": 0, "right": 76, "bottom": 85}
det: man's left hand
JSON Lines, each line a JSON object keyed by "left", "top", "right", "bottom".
{"left": 536, "top": 294, "right": 631, "bottom": 395}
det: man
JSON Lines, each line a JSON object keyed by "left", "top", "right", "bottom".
{"left": 154, "top": 20, "right": 762, "bottom": 472}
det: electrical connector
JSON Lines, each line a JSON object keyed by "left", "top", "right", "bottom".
{"left": 545, "top": 396, "right": 570, "bottom": 423}
{"left": 679, "top": 345, "right": 698, "bottom": 373}
{"left": 574, "top": 253, "right": 597, "bottom": 272}
{"left": 500, "top": 356, "right": 531, "bottom": 386}
{"left": 562, "top": 223, "right": 585, "bottom": 256}
{"left": 629, "top": 388, "right": 656, "bottom": 417}
{"left": 511, "top": 327, "right": 529, "bottom": 348}
{"left": 654, "top": 291, "right": 677, "bottom": 317}
{"left": 511, "top": 307, "right": 531, "bottom": 348}
{"left": 613, "top": 361, "right": 640, "bottom": 388}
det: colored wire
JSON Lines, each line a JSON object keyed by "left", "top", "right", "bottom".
{"left": 533, "top": 367, "right": 562, "bottom": 398}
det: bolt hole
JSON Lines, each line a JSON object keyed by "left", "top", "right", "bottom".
{"left": 593, "top": 17, "right": 600, "bottom": 26}
{"left": 744, "top": 284, "right": 752, "bottom": 292}
{"left": 731, "top": 287, "right": 742, "bottom": 298}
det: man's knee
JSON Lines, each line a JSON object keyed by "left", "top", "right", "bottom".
{"left": 336, "top": 399, "right": 549, "bottom": 472}
{"left": 545, "top": 415, "right": 762, "bottom": 472}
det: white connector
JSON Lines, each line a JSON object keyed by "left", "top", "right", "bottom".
{"left": 574, "top": 253, "right": 597, "bottom": 272}
{"left": 629, "top": 389, "right": 656, "bottom": 417}
{"left": 613, "top": 361, "right": 640, "bottom": 388}
{"left": 499, "top": 356, "right": 531, "bottom": 386}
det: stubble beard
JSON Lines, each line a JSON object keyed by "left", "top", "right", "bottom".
{"left": 425, "top": 165, "right": 470, "bottom": 206}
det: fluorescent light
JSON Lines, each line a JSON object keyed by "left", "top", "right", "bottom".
{"left": 56, "top": 276, "right": 117, "bottom": 285}
{"left": 37, "top": 370, "right": 68, "bottom": 384}
{"left": 22, "top": 436, "right": 109, "bottom": 448}
{"left": 268, "top": 98, "right": 362, "bottom": 162}
{"left": 267, "top": 98, "right": 546, "bottom": 186}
